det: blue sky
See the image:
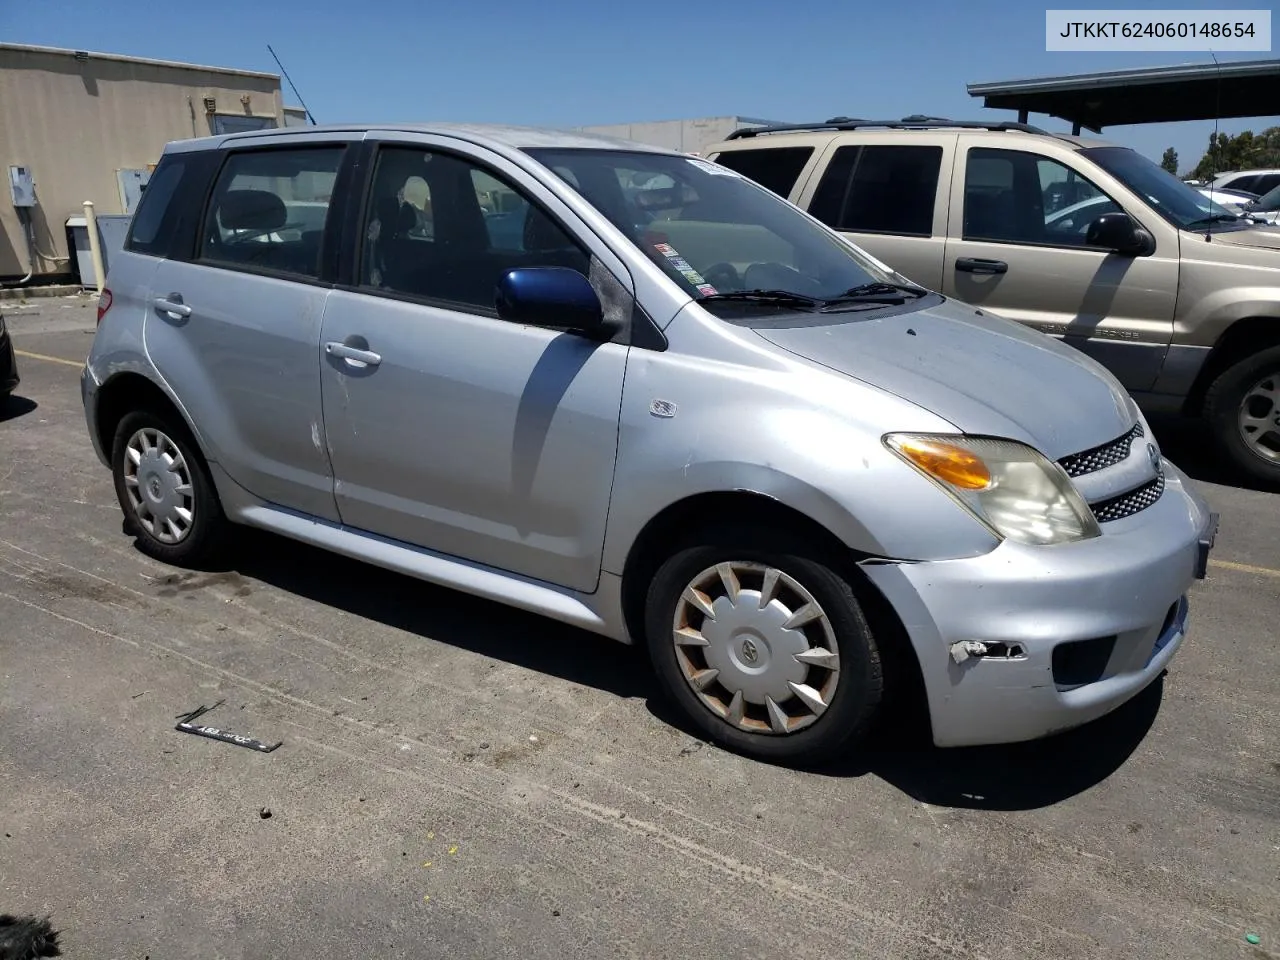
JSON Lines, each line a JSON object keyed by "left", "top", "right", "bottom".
{"left": 4, "top": 0, "right": 1276, "bottom": 173}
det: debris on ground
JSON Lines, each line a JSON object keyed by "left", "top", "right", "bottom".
{"left": 174, "top": 700, "right": 281, "bottom": 753}
{"left": 0, "top": 913, "right": 61, "bottom": 958}
{"left": 259, "top": 807, "right": 272, "bottom": 820}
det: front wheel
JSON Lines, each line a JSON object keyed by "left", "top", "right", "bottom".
{"left": 644, "top": 531, "right": 884, "bottom": 765}
{"left": 1204, "top": 346, "right": 1280, "bottom": 487}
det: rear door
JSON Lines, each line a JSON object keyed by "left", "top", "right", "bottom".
{"left": 793, "top": 134, "right": 955, "bottom": 291}
{"left": 941, "top": 139, "right": 1179, "bottom": 392}
{"left": 143, "top": 135, "right": 357, "bottom": 521}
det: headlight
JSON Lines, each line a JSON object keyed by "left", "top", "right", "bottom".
{"left": 884, "top": 433, "right": 1100, "bottom": 545}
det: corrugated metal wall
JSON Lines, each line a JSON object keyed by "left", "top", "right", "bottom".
{"left": 0, "top": 45, "right": 283, "bottom": 280}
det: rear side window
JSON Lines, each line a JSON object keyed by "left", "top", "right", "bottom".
{"left": 808, "top": 145, "right": 943, "bottom": 236}
{"left": 198, "top": 147, "right": 345, "bottom": 280}
{"left": 124, "top": 158, "right": 188, "bottom": 257}
{"left": 711, "top": 147, "right": 813, "bottom": 198}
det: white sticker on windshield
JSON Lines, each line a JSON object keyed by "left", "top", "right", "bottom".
{"left": 686, "top": 157, "right": 742, "bottom": 177}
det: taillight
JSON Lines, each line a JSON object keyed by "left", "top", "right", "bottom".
{"left": 96, "top": 288, "right": 113, "bottom": 325}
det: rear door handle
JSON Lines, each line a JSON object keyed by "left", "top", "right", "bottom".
{"left": 955, "top": 257, "right": 1008, "bottom": 275}
{"left": 325, "top": 341, "right": 382, "bottom": 367}
{"left": 152, "top": 295, "right": 192, "bottom": 317}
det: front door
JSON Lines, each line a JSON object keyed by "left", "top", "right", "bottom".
{"left": 318, "top": 143, "right": 628, "bottom": 592}
{"left": 144, "top": 141, "right": 351, "bottom": 521}
{"left": 941, "top": 140, "right": 1179, "bottom": 392}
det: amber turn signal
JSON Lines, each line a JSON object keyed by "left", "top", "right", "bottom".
{"left": 888, "top": 437, "right": 992, "bottom": 490}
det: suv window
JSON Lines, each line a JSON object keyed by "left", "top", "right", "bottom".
{"left": 361, "top": 147, "right": 590, "bottom": 312}
{"left": 964, "top": 148, "right": 1121, "bottom": 247}
{"left": 710, "top": 147, "right": 813, "bottom": 198}
{"left": 199, "top": 147, "right": 344, "bottom": 279}
{"left": 808, "top": 145, "right": 942, "bottom": 237}
{"left": 125, "top": 157, "right": 189, "bottom": 257}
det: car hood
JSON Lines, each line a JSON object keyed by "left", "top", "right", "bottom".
{"left": 1193, "top": 223, "right": 1280, "bottom": 251}
{"left": 753, "top": 298, "right": 1134, "bottom": 461}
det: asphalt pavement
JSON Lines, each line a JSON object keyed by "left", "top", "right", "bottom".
{"left": 2, "top": 297, "right": 1278, "bottom": 960}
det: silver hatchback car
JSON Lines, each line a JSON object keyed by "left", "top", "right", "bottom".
{"left": 83, "top": 124, "right": 1218, "bottom": 763}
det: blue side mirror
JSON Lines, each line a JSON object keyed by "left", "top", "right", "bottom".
{"left": 496, "top": 268, "right": 604, "bottom": 333}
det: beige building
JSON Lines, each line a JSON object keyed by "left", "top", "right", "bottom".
{"left": 575, "top": 116, "right": 785, "bottom": 155}
{"left": 0, "top": 43, "right": 286, "bottom": 282}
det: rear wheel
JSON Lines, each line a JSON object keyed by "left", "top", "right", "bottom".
{"left": 111, "top": 409, "right": 229, "bottom": 566}
{"left": 1204, "top": 346, "right": 1280, "bottom": 487}
{"left": 644, "top": 528, "right": 883, "bottom": 765}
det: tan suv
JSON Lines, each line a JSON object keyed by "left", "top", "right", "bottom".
{"left": 705, "top": 118, "right": 1280, "bottom": 485}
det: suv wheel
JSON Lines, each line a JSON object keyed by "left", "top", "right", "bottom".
{"left": 644, "top": 529, "right": 883, "bottom": 765}
{"left": 1204, "top": 346, "right": 1280, "bottom": 486}
{"left": 111, "top": 409, "right": 229, "bottom": 566}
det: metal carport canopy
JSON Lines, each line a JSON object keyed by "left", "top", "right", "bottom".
{"left": 967, "top": 58, "right": 1280, "bottom": 133}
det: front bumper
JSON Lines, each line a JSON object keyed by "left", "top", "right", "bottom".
{"left": 862, "top": 461, "right": 1214, "bottom": 748}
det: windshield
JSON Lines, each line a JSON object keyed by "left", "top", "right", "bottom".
{"left": 1254, "top": 183, "right": 1280, "bottom": 212}
{"left": 524, "top": 148, "right": 897, "bottom": 309}
{"left": 1083, "top": 146, "right": 1245, "bottom": 230}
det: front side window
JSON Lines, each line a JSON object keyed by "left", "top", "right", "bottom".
{"left": 199, "top": 147, "right": 344, "bottom": 279}
{"left": 710, "top": 147, "right": 814, "bottom": 198}
{"left": 809, "top": 145, "right": 942, "bottom": 237}
{"left": 963, "top": 148, "right": 1122, "bottom": 247}
{"left": 526, "top": 148, "right": 894, "bottom": 310}
{"left": 360, "top": 147, "right": 590, "bottom": 312}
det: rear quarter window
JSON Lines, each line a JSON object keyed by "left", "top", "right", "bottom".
{"left": 710, "top": 147, "right": 814, "bottom": 198}
{"left": 124, "top": 157, "right": 190, "bottom": 257}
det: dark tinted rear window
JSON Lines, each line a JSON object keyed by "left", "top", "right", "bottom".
{"left": 124, "top": 157, "right": 189, "bottom": 257}
{"left": 711, "top": 147, "right": 813, "bottom": 198}
{"left": 809, "top": 145, "right": 943, "bottom": 236}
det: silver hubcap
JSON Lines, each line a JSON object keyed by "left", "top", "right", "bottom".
{"left": 1238, "top": 373, "right": 1280, "bottom": 464}
{"left": 672, "top": 561, "right": 840, "bottom": 736}
{"left": 123, "top": 427, "right": 195, "bottom": 544}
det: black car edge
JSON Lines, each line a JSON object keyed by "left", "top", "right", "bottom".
{"left": 0, "top": 309, "right": 19, "bottom": 397}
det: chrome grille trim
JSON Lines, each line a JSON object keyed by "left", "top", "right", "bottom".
{"left": 1090, "top": 473, "right": 1166, "bottom": 523}
{"left": 1058, "top": 422, "right": 1144, "bottom": 478}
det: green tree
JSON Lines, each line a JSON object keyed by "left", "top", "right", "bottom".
{"left": 1160, "top": 147, "right": 1178, "bottom": 175}
{"left": 1191, "top": 127, "right": 1280, "bottom": 180}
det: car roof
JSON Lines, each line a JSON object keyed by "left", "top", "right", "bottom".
{"left": 706, "top": 126, "right": 1118, "bottom": 152}
{"left": 166, "top": 122, "right": 676, "bottom": 155}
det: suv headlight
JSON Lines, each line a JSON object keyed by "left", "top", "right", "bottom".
{"left": 885, "top": 433, "right": 1100, "bottom": 545}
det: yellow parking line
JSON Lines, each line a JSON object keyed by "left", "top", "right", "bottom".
{"left": 1210, "top": 558, "right": 1280, "bottom": 579}
{"left": 14, "top": 349, "right": 83, "bottom": 369}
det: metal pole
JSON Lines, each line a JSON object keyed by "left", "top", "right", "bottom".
{"left": 1072, "top": 122, "right": 1082, "bottom": 136}
{"left": 1018, "top": 109, "right": 1029, "bottom": 124}
{"left": 83, "top": 200, "right": 105, "bottom": 294}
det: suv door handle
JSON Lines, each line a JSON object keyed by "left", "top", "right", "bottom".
{"left": 325, "top": 341, "right": 382, "bottom": 367}
{"left": 955, "top": 258, "right": 1008, "bottom": 275}
{"left": 152, "top": 295, "right": 192, "bottom": 318}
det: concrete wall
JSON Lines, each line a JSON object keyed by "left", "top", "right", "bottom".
{"left": 0, "top": 44, "right": 283, "bottom": 280}
{"left": 576, "top": 117, "right": 784, "bottom": 155}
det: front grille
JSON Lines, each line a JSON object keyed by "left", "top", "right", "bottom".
{"left": 1090, "top": 473, "right": 1166, "bottom": 523}
{"left": 1058, "top": 422, "right": 1144, "bottom": 478}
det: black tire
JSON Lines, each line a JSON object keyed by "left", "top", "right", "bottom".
{"left": 1203, "top": 345, "right": 1280, "bottom": 487}
{"left": 111, "top": 408, "right": 229, "bottom": 567}
{"left": 643, "top": 526, "right": 883, "bottom": 765}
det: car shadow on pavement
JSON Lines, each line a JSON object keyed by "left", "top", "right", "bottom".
{"left": 218, "top": 528, "right": 1163, "bottom": 811}
{"left": 224, "top": 529, "right": 652, "bottom": 701}
{"left": 0, "top": 394, "right": 38, "bottom": 423}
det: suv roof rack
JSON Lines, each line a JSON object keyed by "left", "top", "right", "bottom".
{"left": 725, "top": 116, "right": 1049, "bottom": 140}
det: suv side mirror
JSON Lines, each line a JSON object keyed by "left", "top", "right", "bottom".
{"left": 1085, "top": 212, "right": 1155, "bottom": 257}
{"left": 496, "top": 267, "right": 605, "bottom": 334}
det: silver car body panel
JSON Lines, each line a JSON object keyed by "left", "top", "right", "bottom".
{"left": 83, "top": 123, "right": 1212, "bottom": 748}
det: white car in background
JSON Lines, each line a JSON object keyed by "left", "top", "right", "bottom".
{"left": 1196, "top": 187, "right": 1261, "bottom": 216}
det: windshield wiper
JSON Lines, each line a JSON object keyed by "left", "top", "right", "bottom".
{"left": 820, "top": 281, "right": 928, "bottom": 310}
{"left": 698, "top": 289, "right": 823, "bottom": 310}
{"left": 1184, "top": 213, "right": 1243, "bottom": 229}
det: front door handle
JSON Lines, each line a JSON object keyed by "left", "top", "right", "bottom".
{"left": 152, "top": 294, "right": 192, "bottom": 318}
{"left": 955, "top": 257, "right": 1008, "bottom": 275}
{"left": 325, "top": 341, "right": 382, "bottom": 367}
